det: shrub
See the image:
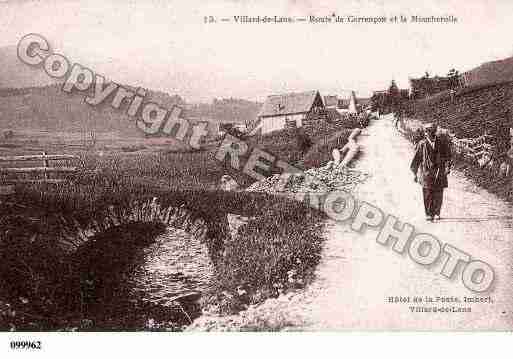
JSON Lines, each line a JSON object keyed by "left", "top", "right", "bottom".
{"left": 301, "top": 129, "right": 350, "bottom": 169}
{"left": 248, "top": 120, "right": 350, "bottom": 168}
{"left": 212, "top": 198, "right": 324, "bottom": 312}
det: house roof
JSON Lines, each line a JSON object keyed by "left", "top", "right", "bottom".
{"left": 258, "top": 90, "right": 320, "bottom": 118}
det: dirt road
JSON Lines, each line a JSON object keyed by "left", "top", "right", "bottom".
{"left": 298, "top": 116, "right": 513, "bottom": 330}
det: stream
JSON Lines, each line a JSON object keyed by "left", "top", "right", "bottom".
{"left": 85, "top": 226, "right": 214, "bottom": 330}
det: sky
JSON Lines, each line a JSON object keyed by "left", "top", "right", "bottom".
{"left": 0, "top": 0, "right": 513, "bottom": 102}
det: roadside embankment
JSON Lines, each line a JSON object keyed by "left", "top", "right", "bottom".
{"left": 188, "top": 127, "right": 369, "bottom": 331}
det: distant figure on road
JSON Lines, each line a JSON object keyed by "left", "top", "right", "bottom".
{"left": 393, "top": 113, "right": 400, "bottom": 128}
{"left": 410, "top": 123, "right": 452, "bottom": 221}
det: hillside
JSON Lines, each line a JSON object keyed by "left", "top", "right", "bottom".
{"left": 0, "top": 44, "right": 261, "bottom": 135}
{"left": 0, "top": 84, "right": 164, "bottom": 135}
{"left": 187, "top": 98, "right": 261, "bottom": 126}
{"left": 0, "top": 83, "right": 261, "bottom": 135}
{"left": 408, "top": 81, "right": 513, "bottom": 153}
{"left": 463, "top": 55, "right": 513, "bottom": 87}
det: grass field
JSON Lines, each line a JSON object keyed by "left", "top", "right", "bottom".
{"left": 0, "top": 120, "right": 355, "bottom": 329}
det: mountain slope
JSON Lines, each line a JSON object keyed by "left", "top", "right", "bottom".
{"left": 463, "top": 56, "right": 513, "bottom": 86}
{"left": 0, "top": 45, "right": 59, "bottom": 89}
{"left": 0, "top": 44, "right": 262, "bottom": 134}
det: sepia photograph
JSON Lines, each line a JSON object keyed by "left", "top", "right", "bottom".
{"left": 0, "top": 0, "right": 512, "bottom": 356}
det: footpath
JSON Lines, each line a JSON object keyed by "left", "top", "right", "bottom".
{"left": 189, "top": 117, "right": 513, "bottom": 331}
{"left": 297, "top": 116, "right": 513, "bottom": 330}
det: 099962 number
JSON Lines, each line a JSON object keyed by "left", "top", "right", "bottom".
{"left": 10, "top": 341, "right": 41, "bottom": 350}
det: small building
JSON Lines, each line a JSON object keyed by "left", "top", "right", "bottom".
{"left": 323, "top": 95, "right": 338, "bottom": 108}
{"left": 338, "top": 91, "right": 359, "bottom": 114}
{"left": 253, "top": 90, "right": 325, "bottom": 134}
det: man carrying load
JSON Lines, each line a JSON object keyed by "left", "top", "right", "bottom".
{"left": 410, "top": 123, "right": 452, "bottom": 221}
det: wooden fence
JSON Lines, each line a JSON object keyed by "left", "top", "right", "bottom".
{"left": 0, "top": 152, "right": 79, "bottom": 195}
{"left": 450, "top": 134, "right": 495, "bottom": 162}
{"left": 395, "top": 116, "right": 512, "bottom": 178}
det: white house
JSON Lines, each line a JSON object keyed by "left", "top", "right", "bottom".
{"left": 251, "top": 90, "right": 325, "bottom": 134}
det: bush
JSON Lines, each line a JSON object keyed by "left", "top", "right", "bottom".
{"left": 212, "top": 198, "right": 324, "bottom": 312}
{"left": 301, "top": 129, "right": 350, "bottom": 169}
{"left": 244, "top": 120, "right": 352, "bottom": 176}
{"left": 248, "top": 127, "right": 304, "bottom": 165}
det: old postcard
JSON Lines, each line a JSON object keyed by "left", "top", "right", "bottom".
{"left": 0, "top": 0, "right": 512, "bottom": 356}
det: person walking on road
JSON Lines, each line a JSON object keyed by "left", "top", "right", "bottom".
{"left": 410, "top": 123, "right": 452, "bottom": 221}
